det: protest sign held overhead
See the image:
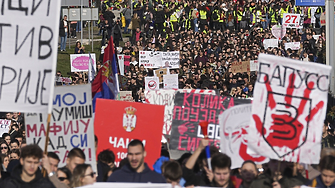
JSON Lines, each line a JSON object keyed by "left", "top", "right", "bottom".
{"left": 70, "top": 54, "right": 97, "bottom": 72}
{"left": 220, "top": 104, "right": 268, "bottom": 169}
{"left": 247, "top": 54, "right": 331, "bottom": 164}
{"left": 161, "top": 51, "right": 180, "bottom": 69}
{"left": 145, "top": 89, "right": 218, "bottom": 135}
{"left": 163, "top": 74, "right": 178, "bottom": 89}
{"left": 25, "top": 85, "right": 96, "bottom": 171}
{"left": 118, "top": 91, "right": 133, "bottom": 101}
{"left": 0, "top": 119, "right": 10, "bottom": 138}
{"left": 250, "top": 60, "right": 259, "bottom": 72}
{"left": 282, "top": 13, "right": 304, "bottom": 29}
{"left": 94, "top": 99, "right": 164, "bottom": 168}
{"left": 145, "top": 77, "right": 159, "bottom": 91}
{"left": 169, "top": 92, "right": 250, "bottom": 152}
{"left": 0, "top": 0, "right": 61, "bottom": 113}
{"left": 139, "top": 51, "right": 162, "bottom": 68}
{"left": 154, "top": 68, "right": 168, "bottom": 83}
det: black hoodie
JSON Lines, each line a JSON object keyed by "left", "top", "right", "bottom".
{"left": 107, "top": 163, "right": 166, "bottom": 183}
{"left": 0, "top": 164, "right": 55, "bottom": 188}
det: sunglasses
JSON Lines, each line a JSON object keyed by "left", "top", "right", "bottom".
{"left": 58, "top": 177, "right": 68, "bottom": 181}
{"left": 1, "top": 147, "right": 7, "bottom": 150}
{"left": 84, "top": 172, "right": 96, "bottom": 178}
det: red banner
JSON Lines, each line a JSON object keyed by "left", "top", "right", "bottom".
{"left": 94, "top": 99, "right": 164, "bottom": 169}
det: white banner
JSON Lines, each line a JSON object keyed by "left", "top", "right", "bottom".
{"left": 220, "top": 104, "right": 268, "bottom": 169}
{"left": 118, "top": 91, "right": 133, "bottom": 101}
{"left": 145, "top": 89, "right": 217, "bottom": 135}
{"left": 250, "top": 60, "right": 259, "bottom": 72}
{"left": 247, "top": 54, "right": 331, "bottom": 164}
{"left": 163, "top": 74, "right": 178, "bottom": 89}
{"left": 145, "top": 77, "right": 159, "bottom": 91}
{"left": 263, "top": 39, "right": 278, "bottom": 49}
{"left": 0, "top": 119, "right": 10, "bottom": 138}
{"left": 311, "top": 7, "right": 317, "bottom": 24}
{"left": 161, "top": 51, "right": 180, "bottom": 69}
{"left": 0, "top": 0, "right": 61, "bottom": 113}
{"left": 70, "top": 54, "right": 97, "bottom": 72}
{"left": 117, "top": 54, "right": 125, "bottom": 76}
{"left": 139, "top": 51, "right": 162, "bottom": 68}
{"left": 282, "top": 13, "right": 303, "bottom": 29}
{"left": 25, "top": 85, "right": 97, "bottom": 172}
{"left": 285, "top": 42, "right": 301, "bottom": 50}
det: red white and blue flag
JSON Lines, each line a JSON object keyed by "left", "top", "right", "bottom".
{"left": 92, "top": 37, "right": 119, "bottom": 112}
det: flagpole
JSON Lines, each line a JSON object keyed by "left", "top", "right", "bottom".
{"left": 113, "top": 39, "right": 120, "bottom": 92}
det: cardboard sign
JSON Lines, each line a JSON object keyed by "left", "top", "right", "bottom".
{"left": 0, "top": 0, "right": 61, "bottom": 113}
{"left": 285, "top": 42, "right": 301, "bottom": 50}
{"left": 0, "top": 119, "right": 10, "bottom": 137}
{"left": 145, "top": 89, "right": 218, "bottom": 135}
{"left": 94, "top": 99, "right": 164, "bottom": 168}
{"left": 118, "top": 91, "right": 133, "bottom": 101}
{"left": 139, "top": 51, "right": 161, "bottom": 68}
{"left": 70, "top": 54, "right": 97, "bottom": 72}
{"left": 25, "top": 85, "right": 97, "bottom": 171}
{"left": 247, "top": 54, "right": 331, "bottom": 163}
{"left": 263, "top": 39, "right": 278, "bottom": 49}
{"left": 154, "top": 68, "right": 168, "bottom": 83}
{"left": 231, "top": 61, "right": 249, "bottom": 73}
{"left": 169, "top": 93, "right": 250, "bottom": 152}
{"left": 145, "top": 77, "right": 159, "bottom": 91}
{"left": 56, "top": 77, "right": 72, "bottom": 84}
{"left": 161, "top": 51, "right": 180, "bottom": 69}
{"left": 220, "top": 104, "right": 268, "bottom": 169}
{"left": 163, "top": 74, "right": 178, "bottom": 89}
{"left": 250, "top": 60, "right": 259, "bottom": 72}
{"left": 282, "top": 13, "right": 303, "bottom": 29}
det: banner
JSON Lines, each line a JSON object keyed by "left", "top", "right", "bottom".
{"left": 145, "top": 89, "right": 218, "bottom": 135}
{"left": 231, "top": 61, "right": 250, "bottom": 73}
{"left": 169, "top": 93, "right": 250, "bottom": 152}
{"left": 247, "top": 54, "right": 331, "bottom": 164}
{"left": 0, "top": 119, "right": 10, "bottom": 138}
{"left": 139, "top": 51, "right": 162, "bottom": 68}
{"left": 56, "top": 77, "right": 72, "bottom": 84}
{"left": 295, "top": 0, "right": 325, "bottom": 6}
{"left": 285, "top": 42, "right": 301, "bottom": 50}
{"left": 70, "top": 54, "right": 97, "bottom": 72}
{"left": 161, "top": 51, "right": 180, "bottom": 69}
{"left": 282, "top": 13, "right": 303, "bottom": 29}
{"left": 163, "top": 74, "right": 178, "bottom": 89}
{"left": 263, "top": 39, "right": 278, "bottom": 49}
{"left": 250, "top": 60, "right": 259, "bottom": 72}
{"left": 118, "top": 91, "right": 133, "bottom": 101}
{"left": 0, "top": 0, "right": 60, "bottom": 113}
{"left": 94, "top": 99, "right": 164, "bottom": 168}
{"left": 25, "top": 85, "right": 96, "bottom": 172}
{"left": 117, "top": 55, "right": 125, "bottom": 76}
{"left": 145, "top": 77, "right": 159, "bottom": 91}
{"left": 220, "top": 104, "right": 268, "bottom": 169}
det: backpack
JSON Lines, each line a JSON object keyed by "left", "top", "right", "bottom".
{"left": 212, "top": 12, "right": 218, "bottom": 20}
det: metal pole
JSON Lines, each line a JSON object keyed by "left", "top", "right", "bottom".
{"left": 81, "top": 0, "right": 83, "bottom": 45}
{"left": 326, "top": 0, "right": 335, "bottom": 92}
{"left": 92, "top": 20, "right": 94, "bottom": 52}
{"left": 89, "top": 21, "right": 90, "bottom": 44}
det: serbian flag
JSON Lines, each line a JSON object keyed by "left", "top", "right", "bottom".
{"left": 92, "top": 37, "right": 119, "bottom": 112}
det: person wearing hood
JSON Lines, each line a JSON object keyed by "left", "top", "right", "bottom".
{"left": 0, "top": 144, "right": 55, "bottom": 188}
{"left": 107, "top": 139, "right": 166, "bottom": 183}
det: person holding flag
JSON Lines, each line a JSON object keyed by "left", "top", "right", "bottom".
{"left": 91, "top": 37, "right": 119, "bottom": 112}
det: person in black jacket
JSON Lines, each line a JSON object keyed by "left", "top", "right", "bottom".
{"left": 107, "top": 139, "right": 166, "bottom": 183}
{"left": 154, "top": 5, "right": 165, "bottom": 38}
{"left": 0, "top": 144, "right": 55, "bottom": 188}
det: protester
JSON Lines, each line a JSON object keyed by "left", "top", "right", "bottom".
{"left": 70, "top": 164, "right": 96, "bottom": 188}
{"left": 74, "top": 41, "right": 85, "bottom": 54}
{"left": 307, "top": 155, "right": 335, "bottom": 187}
{"left": 0, "top": 144, "right": 55, "bottom": 188}
{"left": 107, "top": 139, "right": 166, "bottom": 183}
{"left": 0, "top": 154, "right": 9, "bottom": 171}
{"left": 57, "top": 167, "right": 72, "bottom": 187}
{"left": 239, "top": 160, "right": 258, "bottom": 188}
{"left": 64, "top": 148, "right": 86, "bottom": 174}
{"left": 97, "top": 149, "right": 116, "bottom": 182}
{"left": 0, "top": 141, "right": 9, "bottom": 155}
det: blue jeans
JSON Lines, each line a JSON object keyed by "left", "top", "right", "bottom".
{"left": 193, "top": 18, "right": 198, "bottom": 32}
{"left": 124, "top": 19, "right": 131, "bottom": 33}
{"left": 77, "top": 21, "right": 81, "bottom": 32}
{"left": 60, "top": 32, "right": 67, "bottom": 51}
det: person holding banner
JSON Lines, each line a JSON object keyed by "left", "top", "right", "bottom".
{"left": 107, "top": 139, "right": 166, "bottom": 183}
